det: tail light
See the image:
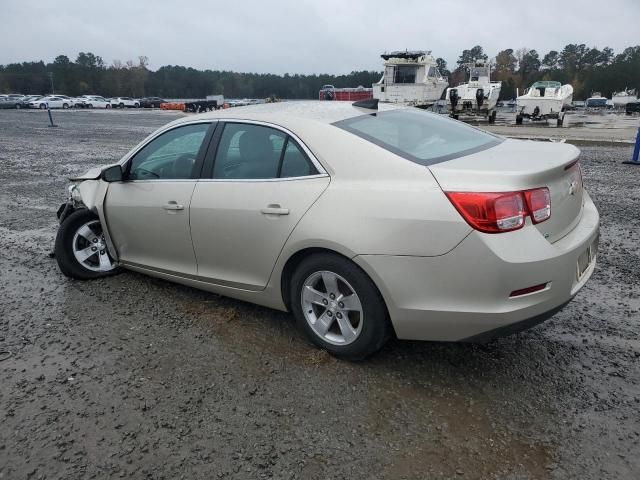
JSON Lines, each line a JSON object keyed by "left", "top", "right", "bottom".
{"left": 445, "top": 187, "right": 551, "bottom": 234}
{"left": 524, "top": 188, "right": 551, "bottom": 223}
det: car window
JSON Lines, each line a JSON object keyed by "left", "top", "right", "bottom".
{"left": 212, "top": 123, "right": 318, "bottom": 180}
{"left": 128, "top": 123, "right": 210, "bottom": 180}
{"left": 334, "top": 109, "right": 502, "bottom": 166}
{"left": 280, "top": 139, "right": 317, "bottom": 178}
{"left": 213, "top": 123, "right": 285, "bottom": 179}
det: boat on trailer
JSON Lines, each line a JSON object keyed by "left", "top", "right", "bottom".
{"left": 611, "top": 89, "right": 637, "bottom": 108}
{"left": 372, "top": 50, "right": 448, "bottom": 108}
{"left": 446, "top": 60, "right": 501, "bottom": 123}
{"left": 515, "top": 81, "right": 573, "bottom": 126}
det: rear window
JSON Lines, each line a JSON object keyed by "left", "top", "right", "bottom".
{"left": 333, "top": 109, "right": 502, "bottom": 165}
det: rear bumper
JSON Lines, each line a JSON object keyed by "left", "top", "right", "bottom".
{"left": 354, "top": 191, "right": 600, "bottom": 342}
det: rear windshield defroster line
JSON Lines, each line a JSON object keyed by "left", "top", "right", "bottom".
{"left": 333, "top": 109, "right": 502, "bottom": 166}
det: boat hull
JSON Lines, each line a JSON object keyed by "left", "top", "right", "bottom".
{"left": 612, "top": 94, "right": 638, "bottom": 107}
{"left": 516, "top": 84, "right": 573, "bottom": 119}
{"left": 446, "top": 81, "right": 501, "bottom": 115}
{"left": 373, "top": 82, "right": 448, "bottom": 107}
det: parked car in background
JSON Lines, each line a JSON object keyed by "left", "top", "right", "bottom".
{"left": 111, "top": 97, "right": 140, "bottom": 108}
{"left": 53, "top": 101, "right": 599, "bottom": 359}
{"left": 20, "top": 95, "right": 41, "bottom": 108}
{"left": 139, "top": 97, "right": 166, "bottom": 108}
{"left": 80, "top": 96, "right": 112, "bottom": 109}
{"left": 0, "top": 96, "right": 25, "bottom": 109}
{"left": 28, "top": 96, "right": 73, "bottom": 109}
{"left": 52, "top": 95, "right": 78, "bottom": 107}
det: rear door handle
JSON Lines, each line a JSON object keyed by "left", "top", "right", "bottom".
{"left": 163, "top": 201, "right": 184, "bottom": 211}
{"left": 261, "top": 205, "right": 289, "bottom": 216}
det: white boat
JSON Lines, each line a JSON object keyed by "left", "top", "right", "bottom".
{"left": 445, "top": 60, "right": 501, "bottom": 123}
{"left": 612, "top": 89, "right": 638, "bottom": 107}
{"left": 372, "top": 50, "right": 448, "bottom": 108}
{"left": 516, "top": 81, "right": 573, "bottom": 125}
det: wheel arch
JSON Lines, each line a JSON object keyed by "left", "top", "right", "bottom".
{"left": 279, "top": 247, "right": 394, "bottom": 336}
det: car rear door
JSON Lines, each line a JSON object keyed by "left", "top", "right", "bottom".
{"left": 104, "top": 121, "right": 216, "bottom": 275}
{"left": 47, "top": 97, "right": 63, "bottom": 108}
{"left": 189, "top": 121, "right": 330, "bottom": 290}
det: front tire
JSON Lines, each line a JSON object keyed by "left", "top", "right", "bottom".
{"left": 54, "top": 209, "right": 119, "bottom": 280}
{"left": 290, "top": 253, "right": 391, "bottom": 360}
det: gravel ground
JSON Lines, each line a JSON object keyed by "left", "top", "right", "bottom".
{"left": 0, "top": 109, "right": 638, "bottom": 480}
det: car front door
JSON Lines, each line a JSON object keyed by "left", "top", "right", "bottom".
{"left": 189, "top": 121, "right": 330, "bottom": 290}
{"left": 104, "top": 122, "right": 216, "bottom": 275}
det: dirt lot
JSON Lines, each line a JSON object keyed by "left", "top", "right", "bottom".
{"left": 0, "top": 109, "right": 638, "bottom": 479}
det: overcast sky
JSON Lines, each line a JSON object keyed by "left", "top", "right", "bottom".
{"left": 2, "top": 0, "right": 638, "bottom": 74}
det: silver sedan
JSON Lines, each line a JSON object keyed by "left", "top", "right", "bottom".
{"left": 54, "top": 101, "right": 599, "bottom": 359}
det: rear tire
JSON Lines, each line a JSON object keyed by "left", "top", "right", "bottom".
{"left": 290, "top": 253, "right": 391, "bottom": 360}
{"left": 39, "top": 103, "right": 46, "bottom": 110}
{"left": 54, "top": 209, "right": 119, "bottom": 280}
{"left": 63, "top": 103, "right": 69, "bottom": 109}
{"left": 515, "top": 114, "right": 523, "bottom": 125}
{"left": 106, "top": 104, "right": 111, "bottom": 109}
{"left": 119, "top": 103, "right": 125, "bottom": 109}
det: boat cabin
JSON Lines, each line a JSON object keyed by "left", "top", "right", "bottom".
{"left": 466, "top": 62, "right": 491, "bottom": 86}
{"left": 525, "top": 81, "right": 562, "bottom": 98}
{"left": 378, "top": 50, "right": 443, "bottom": 87}
{"left": 373, "top": 50, "right": 448, "bottom": 107}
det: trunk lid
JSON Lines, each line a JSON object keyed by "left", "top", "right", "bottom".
{"left": 428, "top": 139, "right": 583, "bottom": 243}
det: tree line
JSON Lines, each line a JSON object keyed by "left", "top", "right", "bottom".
{"left": 0, "top": 44, "right": 638, "bottom": 100}
{"left": 0, "top": 52, "right": 380, "bottom": 99}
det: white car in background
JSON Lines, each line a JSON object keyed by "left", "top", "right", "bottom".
{"left": 82, "top": 96, "right": 112, "bottom": 109}
{"left": 53, "top": 95, "right": 78, "bottom": 107}
{"left": 28, "top": 96, "right": 73, "bottom": 109}
{"left": 110, "top": 97, "right": 140, "bottom": 108}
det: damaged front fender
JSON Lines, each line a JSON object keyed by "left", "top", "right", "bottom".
{"left": 60, "top": 174, "right": 118, "bottom": 262}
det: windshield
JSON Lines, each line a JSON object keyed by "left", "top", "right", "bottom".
{"left": 334, "top": 109, "right": 501, "bottom": 165}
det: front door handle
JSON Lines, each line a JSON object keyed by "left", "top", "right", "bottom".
{"left": 261, "top": 205, "right": 289, "bottom": 216}
{"left": 163, "top": 201, "right": 184, "bottom": 211}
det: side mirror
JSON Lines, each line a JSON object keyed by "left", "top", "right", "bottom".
{"left": 101, "top": 164, "right": 123, "bottom": 182}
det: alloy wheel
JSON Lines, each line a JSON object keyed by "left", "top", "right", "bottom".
{"left": 301, "top": 270, "right": 363, "bottom": 345}
{"left": 72, "top": 220, "right": 116, "bottom": 272}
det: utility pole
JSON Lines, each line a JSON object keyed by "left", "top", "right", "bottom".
{"left": 48, "top": 72, "right": 54, "bottom": 94}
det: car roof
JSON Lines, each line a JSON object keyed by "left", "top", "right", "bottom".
{"left": 173, "top": 100, "right": 406, "bottom": 130}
